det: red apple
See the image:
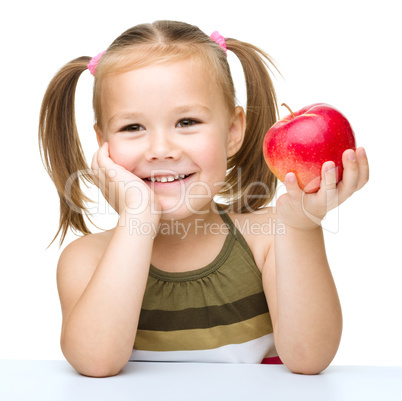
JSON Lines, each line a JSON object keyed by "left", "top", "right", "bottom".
{"left": 263, "top": 103, "right": 356, "bottom": 193}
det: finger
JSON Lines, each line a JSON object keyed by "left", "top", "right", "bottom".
{"left": 313, "top": 161, "right": 339, "bottom": 211}
{"left": 96, "top": 142, "right": 111, "bottom": 168}
{"left": 97, "top": 142, "right": 121, "bottom": 179}
{"left": 91, "top": 148, "right": 100, "bottom": 172}
{"left": 91, "top": 143, "right": 111, "bottom": 190}
{"left": 355, "top": 147, "right": 369, "bottom": 190}
{"left": 284, "top": 172, "right": 303, "bottom": 201}
{"left": 94, "top": 142, "right": 116, "bottom": 184}
{"left": 320, "top": 161, "right": 338, "bottom": 191}
{"left": 336, "top": 149, "right": 359, "bottom": 203}
{"left": 91, "top": 141, "right": 110, "bottom": 172}
{"left": 315, "top": 161, "right": 338, "bottom": 201}
{"left": 90, "top": 148, "right": 101, "bottom": 186}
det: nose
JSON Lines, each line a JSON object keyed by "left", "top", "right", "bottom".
{"left": 144, "top": 131, "right": 182, "bottom": 161}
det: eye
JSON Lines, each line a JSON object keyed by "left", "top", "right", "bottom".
{"left": 120, "top": 124, "right": 145, "bottom": 132}
{"left": 177, "top": 119, "right": 199, "bottom": 128}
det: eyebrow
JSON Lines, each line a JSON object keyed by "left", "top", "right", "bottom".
{"left": 107, "top": 104, "right": 212, "bottom": 128}
{"left": 171, "top": 104, "right": 212, "bottom": 114}
{"left": 107, "top": 112, "right": 144, "bottom": 128}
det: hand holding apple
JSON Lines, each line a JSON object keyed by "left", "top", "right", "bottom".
{"left": 262, "top": 103, "right": 369, "bottom": 230}
{"left": 263, "top": 103, "right": 356, "bottom": 193}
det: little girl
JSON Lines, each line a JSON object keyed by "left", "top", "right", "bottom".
{"left": 39, "top": 20, "right": 369, "bottom": 377}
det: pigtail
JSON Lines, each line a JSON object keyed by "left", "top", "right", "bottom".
{"left": 39, "top": 56, "right": 93, "bottom": 246}
{"left": 224, "top": 39, "right": 280, "bottom": 212}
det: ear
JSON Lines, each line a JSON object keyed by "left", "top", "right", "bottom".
{"left": 94, "top": 124, "right": 104, "bottom": 147}
{"left": 227, "top": 106, "right": 246, "bottom": 158}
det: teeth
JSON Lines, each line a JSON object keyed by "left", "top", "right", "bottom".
{"left": 147, "top": 174, "right": 190, "bottom": 183}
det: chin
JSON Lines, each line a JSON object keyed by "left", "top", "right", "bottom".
{"left": 158, "top": 198, "right": 214, "bottom": 221}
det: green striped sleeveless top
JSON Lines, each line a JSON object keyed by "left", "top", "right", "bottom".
{"left": 130, "top": 204, "right": 278, "bottom": 363}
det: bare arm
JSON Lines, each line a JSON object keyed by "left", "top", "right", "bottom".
{"left": 264, "top": 223, "right": 342, "bottom": 374}
{"left": 58, "top": 142, "right": 161, "bottom": 377}
{"left": 263, "top": 148, "right": 369, "bottom": 374}
{"left": 58, "top": 209, "right": 160, "bottom": 377}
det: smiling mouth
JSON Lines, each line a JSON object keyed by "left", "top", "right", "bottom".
{"left": 144, "top": 173, "right": 193, "bottom": 183}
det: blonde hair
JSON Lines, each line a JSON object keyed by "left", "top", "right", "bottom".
{"left": 39, "top": 20, "right": 279, "bottom": 245}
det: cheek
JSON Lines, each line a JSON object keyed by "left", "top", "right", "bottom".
{"left": 107, "top": 140, "right": 140, "bottom": 170}
{"left": 196, "top": 137, "right": 228, "bottom": 175}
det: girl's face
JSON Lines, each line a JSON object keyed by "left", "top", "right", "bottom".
{"left": 96, "top": 58, "right": 245, "bottom": 219}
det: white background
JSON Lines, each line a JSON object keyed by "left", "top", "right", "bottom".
{"left": 1, "top": 0, "right": 401, "bottom": 366}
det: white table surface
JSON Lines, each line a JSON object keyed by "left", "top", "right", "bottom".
{"left": 0, "top": 360, "right": 401, "bottom": 401}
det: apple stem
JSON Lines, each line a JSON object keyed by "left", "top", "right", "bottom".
{"left": 281, "top": 103, "right": 295, "bottom": 118}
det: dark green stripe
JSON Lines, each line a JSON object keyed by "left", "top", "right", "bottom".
{"left": 135, "top": 313, "right": 273, "bottom": 351}
{"left": 138, "top": 291, "right": 268, "bottom": 331}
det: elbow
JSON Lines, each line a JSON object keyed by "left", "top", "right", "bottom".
{"left": 76, "top": 364, "right": 123, "bottom": 378}
{"left": 66, "top": 354, "right": 126, "bottom": 378}
{"left": 287, "top": 361, "right": 329, "bottom": 376}
{"left": 277, "top": 329, "right": 342, "bottom": 375}
{"left": 279, "top": 344, "right": 338, "bottom": 375}
{"left": 284, "top": 354, "right": 331, "bottom": 375}
{"left": 61, "top": 337, "right": 128, "bottom": 378}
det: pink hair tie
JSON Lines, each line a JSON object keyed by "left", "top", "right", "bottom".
{"left": 87, "top": 50, "right": 106, "bottom": 76}
{"left": 210, "top": 31, "right": 227, "bottom": 56}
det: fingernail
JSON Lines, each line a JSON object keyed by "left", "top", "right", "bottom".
{"left": 348, "top": 152, "right": 356, "bottom": 161}
{"left": 359, "top": 148, "right": 366, "bottom": 157}
{"left": 287, "top": 174, "right": 295, "bottom": 183}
